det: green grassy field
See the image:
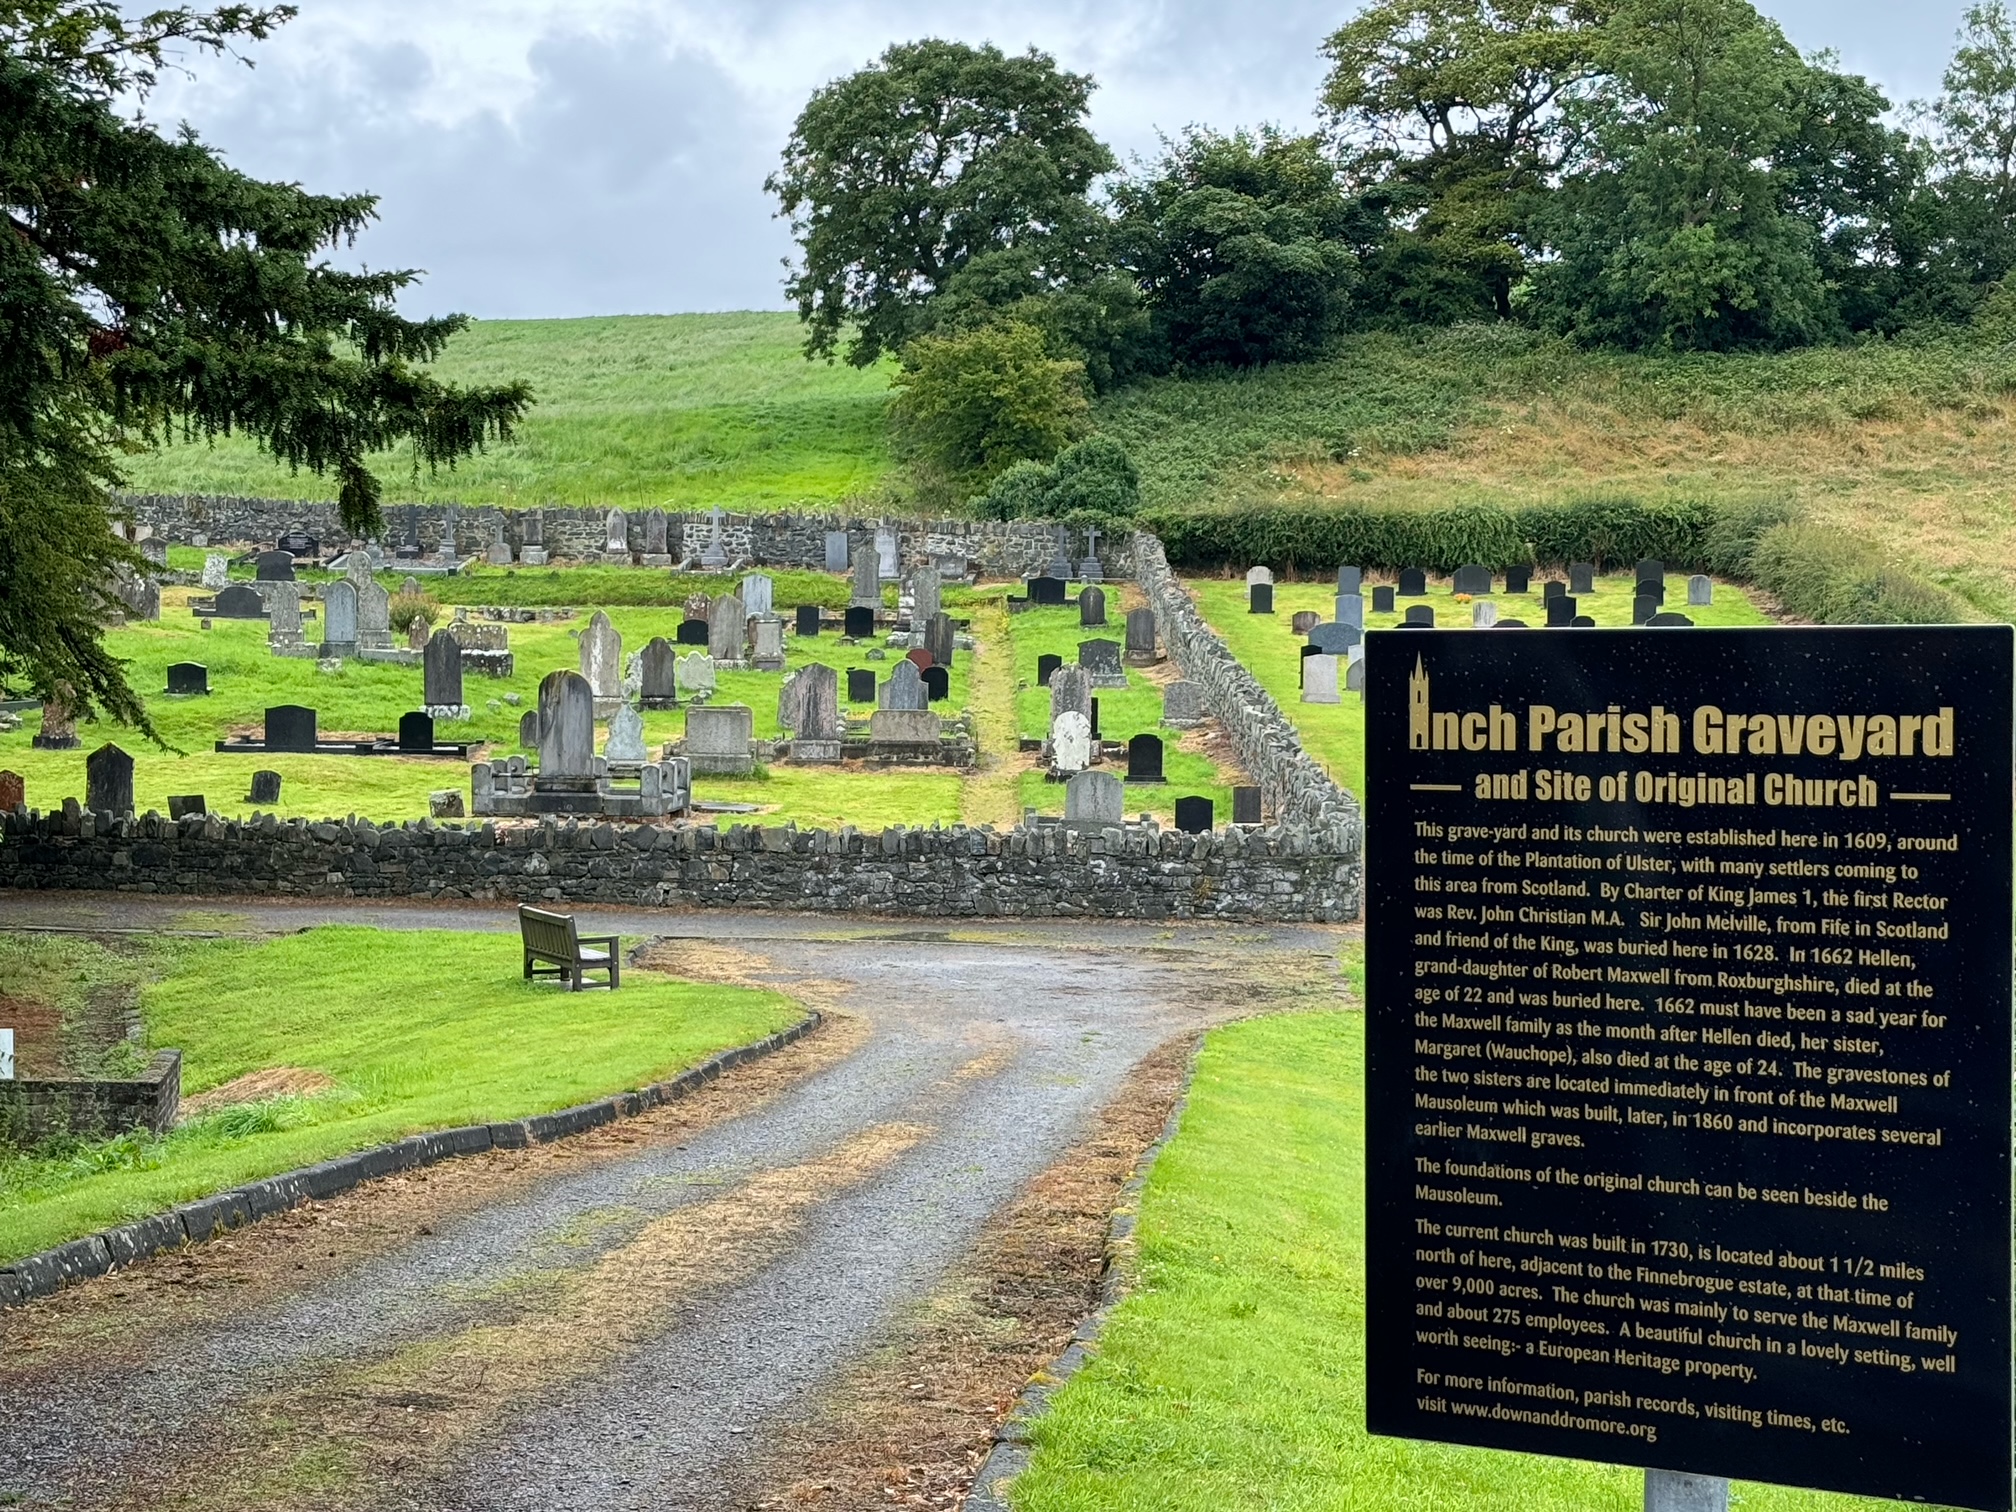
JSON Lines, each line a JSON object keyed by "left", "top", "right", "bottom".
{"left": 0, "top": 927, "right": 799, "bottom": 1262}
{"left": 1012, "top": 1006, "right": 1889, "bottom": 1512}
{"left": 121, "top": 313, "right": 894, "bottom": 511}
{"left": 1186, "top": 575, "right": 1774, "bottom": 797}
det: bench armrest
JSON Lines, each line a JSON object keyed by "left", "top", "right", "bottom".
{"left": 578, "top": 934, "right": 622, "bottom": 952}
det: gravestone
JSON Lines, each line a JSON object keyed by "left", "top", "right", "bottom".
{"left": 687, "top": 704, "right": 755, "bottom": 775}
{"left": 1503, "top": 565, "right": 1531, "bottom": 594}
{"left": 699, "top": 504, "right": 729, "bottom": 569}
{"left": 1303, "top": 654, "right": 1340, "bottom": 704}
{"left": 254, "top": 549, "right": 295, "bottom": 581}
{"left": 247, "top": 770, "right": 282, "bottom": 805}
{"left": 1046, "top": 525, "right": 1073, "bottom": 580}
{"left": 1308, "top": 622, "right": 1359, "bottom": 656}
{"left": 604, "top": 705, "right": 648, "bottom": 762}
{"left": 906, "top": 567, "right": 940, "bottom": 628}
{"left": 741, "top": 572, "right": 775, "bottom": 617}
{"left": 1300, "top": 645, "right": 1320, "bottom": 685}
{"left": 167, "top": 795, "right": 205, "bottom": 820}
{"left": 521, "top": 508, "right": 547, "bottom": 566}
{"left": 875, "top": 526, "right": 900, "bottom": 580}
{"left": 518, "top": 709, "right": 541, "bottom": 747}
{"left": 1542, "top": 579, "right": 1565, "bottom": 601}
{"left": 795, "top": 603, "right": 821, "bottom": 637}
{"left": 138, "top": 537, "right": 168, "bottom": 568}
{"left": 639, "top": 638, "right": 678, "bottom": 709}
{"left": 847, "top": 667, "right": 876, "bottom": 704}
{"left": 777, "top": 669, "right": 809, "bottom": 733}
{"left": 843, "top": 604, "right": 875, "bottom": 638}
{"left": 438, "top": 504, "right": 462, "bottom": 560}
{"left": 277, "top": 530, "right": 317, "bottom": 557}
{"left": 537, "top": 670, "right": 595, "bottom": 776}
{"left": 604, "top": 508, "right": 629, "bottom": 558}
{"left": 1065, "top": 770, "right": 1124, "bottom": 824}
{"left": 265, "top": 582, "right": 306, "bottom": 651}
{"left": 1124, "top": 608, "right": 1158, "bottom": 662}
{"left": 1569, "top": 562, "right": 1596, "bottom": 594}
{"left": 1635, "top": 558, "right": 1664, "bottom": 586}
{"left": 321, "top": 580, "right": 358, "bottom": 655}
{"left": 201, "top": 553, "right": 229, "bottom": 590}
{"left": 677, "top": 617, "right": 710, "bottom": 645}
{"left": 924, "top": 611, "right": 956, "bottom": 669}
{"left": 1688, "top": 574, "right": 1713, "bottom": 606}
{"left": 1398, "top": 567, "right": 1428, "bottom": 596}
{"left": 487, "top": 512, "right": 513, "bottom": 566}
{"left": 165, "top": 662, "right": 209, "bottom": 696}
{"left": 642, "top": 508, "right": 671, "bottom": 565}
{"left": 824, "top": 530, "right": 850, "bottom": 572}
{"left": 922, "top": 665, "right": 949, "bottom": 702}
{"left": 1049, "top": 710, "right": 1092, "bottom": 773}
{"left": 1079, "top": 584, "right": 1107, "bottom": 627}
{"left": 1245, "top": 566, "right": 1274, "bottom": 587}
{"left": 1636, "top": 579, "right": 1665, "bottom": 605}
{"left": 906, "top": 647, "right": 933, "bottom": 672}
{"left": 1345, "top": 656, "right": 1366, "bottom": 692}
{"left": 870, "top": 708, "right": 940, "bottom": 745}
{"left": 580, "top": 611, "right": 623, "bottom": 707}
{"left": 1049, "top": 664, "right": 1092, "bottom": 723}
{"left": 33, "top": 696, "right": 78, "bottom": 750}
{"left": 398, "top": 711, "right": 435, "bottom": 752}
{"left": 851, "top": 544, "right": 880, "bottom": 607}
{"left": 1336, "top": 566, "right": 1363, "bottom": 594}
{"left": 674, "top": 652, "right": 716, "bottom": 701}
{"left": 1371, "top": 585, "right": 1397, "bottom": 614}
{"left": 1027, "top": 576, "right": 1067, "bottom": 606}
{"left": 1572, "top": 614, "right": 1595, "bottom": 627}
{"left": 1648, "top": 612, "right": 1694, "bottom": 627}
{"left": 1633, "top": 594, "right": 1658, "bottom": 625}
{"left": 1078, "top": 638, "right": 1126, "bottom": 688}
{"left": 355, "top": 580, "right": 392, "bottom": 652}
{"left": 1546, "top": 595, "right": 1577, "bottom": 627}
{"left": 1472, "top": 600, "right": 1499, "bottom": 628}
{"left": 1404, "top": 605, "right": 1435, "bottom": 627}
{"left": 1232, "top": 786, "right": 1262, "bottom": 825}
{"left": 1174, "top": 796, "right": 1213, "bottom": 834}
{"left": 1037, "top": 653, "right": 1062, "bottom": 687}
{"left": 1089, "top": 697, "right": 1100, "bottom": 739}
{"left": 0, "top": 770, "right": 20, "bottom": 812}
{"left": 265, "top": 705, "right": 317, "bottom": 752}
{"left": 1163, "top": 681, "right": 1203, "bottom": 727}
{"left": 1078, "top": 525, "right": 1104, "bottom": 583}
{"left": 707, "top": 594, "right": 747, "bottom": 664}
{"left": 1249, "top": 583, "right": 1274, "bottom": 614}
{"left": 1291, "top": 610, "right": 1320, "bottom": 634}
{"left": 796, "top": 663, "right": 842, "bottom": 746}
{"left": 1125, "top": 733, "right": 1164, "bottom": 782}
{"left": 85, "top": 743, "right": 133, "bottom": 816}
{"left": 882, "top": 660, "right": 927, "bottom": 711}
{"left": 423, "top": 631, "right": 465, "bottom": 713}
{"left": 1448, "top": 564, "right": 1487, "bottom": 596}
{"left": 1337, "top": 593, "right": 1364, "bottom": 629}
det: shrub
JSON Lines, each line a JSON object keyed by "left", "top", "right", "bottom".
{"left": 389, "top": 590, "right": 441, "bottom": 634}
{"left": 889, "top": 320, "right": 1088, "bottom": 489}
{"left": 972, "top": 436, "right": 1142, "bottom": 521}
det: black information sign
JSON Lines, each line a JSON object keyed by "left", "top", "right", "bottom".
{"left": 1366, "top": 627, "right": 2013, "bottom": 1509}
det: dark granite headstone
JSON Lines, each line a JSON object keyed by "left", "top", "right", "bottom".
{"left": 1636, "top": 579, "right": 1666, "bottom": 605}
{"left": 214, "top": 584, "right": 267, "bottom": 619}
{"left": 519, "top": 709, "right": 541, "bottom": 746}
{"left": 254, "top": 549, "right": 297, "bottom": 582}
{"left": 1633, "top": 594, "right": 1657, "bottom": 625}
{"left": 422, "top": 632, "right": 463, "bottom": 709}
{"left": 1089, "top": 697, "right": 1100, "bottom": 739}
{"left": 847, "top": 668, "right": 876, "bottom": 703}
{"left": 844, "top": 605, "right": 875, "bottom": 638}
{"left": 265, "top": 705, "right": 317, "bottom": 752}
{"left": 1232, "top": 786, "right": 1262, "bottom": 825}
{"left": 1634, "top": 559, "right": 1664, "bottom": 586}
{"left": 1452, "top": 564, "right": 1491, "bottom": 596}
{"left": 676, "top": 618, "right": 710, "bottom": 646}
{"left": 1569, "top": 562, "right": 1596, "bottom": 594}
{"left": 795, "top": 603, "right": 821, "bottom": 636}
{"left": 1371, "top": 585, "right": 1397, "bottom": 614}
{"left": 277, "top": 530, "right": 318, "bottom": 557}
{"left": 1647, "top": 612, "right": 1695, "bottom": 627}
{"left": 1545, "top": 596, "right": 1577, "bottom": 627}
{"left": 1542, "top": 580, "right": 1566, "bottom": 602}
{"left": 1174, "top": 796, "right": 1213, "bottom": 833}
{"left": 1249, "top": 583, "right": 1274, "bottom": 614}
{"left": 1398, "top": 568, "right": 1428, "bottom": 596}
{"left": 398, "top": 711, "right": 435, "bottom": 751}
{"left": 165, "top": 662, "right": 208, "bottom": 696}
{"left": 167, "top": 794, "right": 206, "bottom": 820}
{"left": 1028, "top": 576, "right": 1068, "bottom": 606}
{"left": 923, "top": 665, "right": 949, "bottom": 702}
{"left": 1037, "top": 653, "right": 1062, "bottom": 687}
{"left": 248, "top": 770, "right": 282, "bottom": 805}
{"left": 639, "top": 637, "right": 678, "bottom": 710}
{"left": 1125, "top": 733, "right": 1164, "bottom": 782}
{"left": 1079, "top": 585, "right": 1107, "bottom": 627}
{"left": 1503, "top": 566, "right": 1531, "bottom": 594}
{"left": 1404, "top": 606, "right": 1435, "bottom": 627}
{"left": 85, "top": 742, "right": 133, "bottom": 815}
{"left": 1571, "top": 614, "right": 1595, "bottom": 627}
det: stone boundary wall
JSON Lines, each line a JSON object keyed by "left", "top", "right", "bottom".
{"left": 117, "top": 495, "right": 1130, "bottom": 579}
{"left": 1133, "top": 532, "right": 1360, "bottom": 831}
{"left": 0, "top": 1014, "right": 820, "bottom": 1309}
{"left": 0, "top": 807, "right": 1359, "bottom": 923}
{"left": 0, "top": 1051, "right": 181, "bottom": 1145}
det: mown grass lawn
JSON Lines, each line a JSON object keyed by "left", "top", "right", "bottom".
{"left": 0, "top": 927, "right": 800, "bottom": 1263}
{"left": 1012, "top": 1005, "right": 1893, "bottom": 1512}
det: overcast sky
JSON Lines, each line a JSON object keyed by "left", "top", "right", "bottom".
{"left": 145, "top": 0, "right": 1975, "bottom": 321}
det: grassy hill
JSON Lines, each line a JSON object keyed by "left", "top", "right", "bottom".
{"left": 115, "top": 312, "right": 2016, "bottom": 616}
{"left": 116, "top": 312, "right": 895, "bottom": 512}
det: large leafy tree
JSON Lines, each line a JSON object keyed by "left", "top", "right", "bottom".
{"left": 2, "top": 1, "right": 530, "bottom": 726}
{"left": 1112, "top": 127, "right": 1369, "bottom": 368}
{"left": 766, "top": 38, "right": 1115, "bottom": 368}
{"left": 1924, "top": 2, "right": 2016, "bottom": 309}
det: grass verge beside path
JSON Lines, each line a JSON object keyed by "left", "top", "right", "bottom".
{"left": 1011, "top": 1007, "right": 1890, "bottom": 1512}
{"left": 0, "top": 927, "right": 800, "bottom": 1263}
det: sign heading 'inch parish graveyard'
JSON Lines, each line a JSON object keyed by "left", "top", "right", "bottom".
{"left": 1365, "top": 626, "right": 2014, "bottom": 1511}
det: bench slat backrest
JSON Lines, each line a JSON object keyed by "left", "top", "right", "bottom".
{"left": 519, "top": 905, "right": 581, "bottom": 960}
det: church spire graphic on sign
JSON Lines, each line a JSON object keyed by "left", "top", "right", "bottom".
{"left": 1409, "top": 657, "right": 1430, "bottom": 750}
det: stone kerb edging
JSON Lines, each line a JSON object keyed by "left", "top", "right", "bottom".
{"left": 0, "top": 1011, "right": 824, "bottom": 1311}
{"left": 0, "top": 808, "right": 1362, "bottom": 924}
{"left": 1132, "top": 532, "right": 1360, "bottom": 832}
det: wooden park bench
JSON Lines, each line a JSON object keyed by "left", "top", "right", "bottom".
{"left": 518, "top": 905, "right": 621, "bottom": 991}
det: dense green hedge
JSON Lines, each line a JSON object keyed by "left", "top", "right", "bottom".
{"left": 1138, "top": 494, "right": 1967, "bottom": 626}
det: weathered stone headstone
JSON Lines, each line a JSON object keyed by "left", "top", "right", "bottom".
{"left": 1291, "top": 610, "right": 1320, "bottom": 634}
{"left": 851, "top": 544, "right": 880, "bottom": 607}
{"left": 741, "top": 572, "right": 775, "bottom": 617}
{"left": 265, "top": 582, "right": 306, "bottom": 651}
{"left": 247, "top": 770, "right": 282, "bottom": 805}
{"left": 201, "top": 552, "right": 229, "bottom": 589}
{"left": 777, "top": 669, "right": 808, "bottom": 733}
{"left": 1336, "top": 593, "right": 1364, "bottom": 629}
{"left": 0, "top": 770, "right": 22, "bottom": 813}
{"left": 1404, "top": 605, "right": 1435, "bottom": 627}
{"left": 518, "top": 709, "right": 542, "bottom": 747}
{"left": 1503, "top": 565, "right": 1531, "bottom": 594}
{"left": 407, "top": 619, "right": 430, "bottom": 651}
{"left": 1337, "top": 566, "right": 1363, "bottom": 594}
{"left": 165, "top": 662, "right": 208, "bottom": 696}
{"left": 265, "top": 704, "right": 317, "bottom": 752}
{"left": 1065, "top": 769, "right": 1124, "bottom": 823}
{"left": 1048, "top": 664, "right": 1092, "bottom": 723}
{"left": 1163, "top": 681, "right": 1203, "bottom": 727}
{"left": 32, "top": 695, "right": 79, "bottom": 750}
{"left": 1232, "top": 786, "right": 1262, "bottom": 825}
{"left": 168, "top": 794, "right": 205, "bottom": 820}
{"left": 1308, "top": 622, "right": 1359, "bottom": 655}
{"left": 882, "top": 659, "right": 927, "bottom": 711}
{"left": 795, "top": 603, "right": 821, "bottom": 637}
{"left": 687, "top": 703, "right": 754, "bottom": 775}
{"left": 1452, "top": 564, "right": 1491, "bottom": 596}
{"left": 520, "top": 508, "right": 547, "bottom": 566}
{"left": 1688, "top": 574, "right": 1713, "bottom": 606}
{"left": 751, "top": 616, "right": 785, "bottom": 671}
{"left": 254, "top": 549, "right": 295, "bottom": 582}
{"left": 1371, "top": 585, "right": 1397, "bottom": 614}
{"left": 796, "top": 663, "right": 843, "bottom": 749}
{"left": 1027, "top": 575, "right": 1067, "bottom": 606}
{"left": 906, "top": 567, "right": 940, "bottom": 628}
{"left": 1078, "top": 638, "right": 1126, "bottom": 688}
{"left": 1126, "top": 733, "right": 1164, "bottom": 782}
{"left": 605, "top": 508, "right": 629, "bottom": 558}
{"left": 875, "top": 526, "right": 899, "bottom": 580}
{"left": 674, "top": 652, "right": 716, "bottom": 700}
{"left": 1124, "top": 608, "right": 1157, "bottom": 662}
{"left": 1245, "top": 566, "right": 1274, "bottom": 587}
{"left": 580, "top": 611, "right": 623, "bottom": 708}
{"left": 922, "top": 665, "right": 949, "bottom": 702}
{"left": 699, "top": 504, "right": 730, "bottom": 569}
{"left": 707, "top": 594, "right": 747, "bottom": 664}
{"left": 843, "top": 604, "right": 875, "bottom": 638}
{"left": 1303, "top": 654, "right": 1340, "bottom": 704}
{"left": 605, "top": 704, "right": 648, "bottom": 762}
{"left": 847, "top": 667, "right": 876, "bottom": 703}
{"left": 1079, "top": 585, "right": 1107, "bottom": 627}
{"left": 1050, "top": 710, "right": 1092, "bottom": 773}
{"left": 642, "top": 508, "right": 671, "bottom": 565}
{"left": 924, "top": 611, "right": 955, "bottom": 669}
{"left": 824, "top": 530, "right": 851, "bottom": 572}
{"left": 1077, "top": 526, "right": 1103, "bottom": 583}
{"left": 398, "top": 711, "right": 435, "bottom": 752}
{"left": 438, "top": 504, "right": 463, "bottom": 560}
{"left": 1569, "top": 562, "right": 1596, "bottom": 594}
{"left": 640, "top": 638, "right": 678, "bottom": 709}
{"left": 424, "top": 632, "right": 465, "bottom": 714}
{"left": 537, "top": 670, "right": 595, "bottom": 776}
{"left": 1174, "top": 796, "right": 1213, "bottom": 833}
{"left": 1472, "top": 600, "right": 1499, "bottom": 627}
{"left": 322, "top": 580, "right": 358, "bottom": 655}
{"left": 356, "top": 579, "right": 392, "bottom": 651}
{"left": 85, "top": 743, "right": 133, "bottom": 815}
